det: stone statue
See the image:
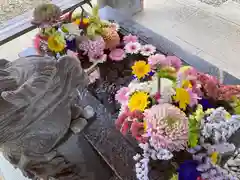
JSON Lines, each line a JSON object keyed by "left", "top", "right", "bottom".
{"left": 97, "top": 0, "right": 143, "bottom": 15}
{"left": 0, "top": 55, "right": 94, "bottom": 180}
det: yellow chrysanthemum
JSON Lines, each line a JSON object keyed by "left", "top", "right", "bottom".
{"left": 173, "top": 88, "right": 190, "bottom": 110}
{"left": 132, "top": 61, "right": 151, "bottom": 79}
{"left": 211, "top": 152, "right": 219, "bottom": 165}
{"left": 74, "top": 18, "right": 89, "bottom": 25}
{"left": 128, "top": 91, "right": 150, "bottom": 112}
{"left": 48, "top": 33, "right": 66, "bottom": 53}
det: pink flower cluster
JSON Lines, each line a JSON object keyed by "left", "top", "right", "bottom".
{"left": 197, "top": 72, "right": 240, "bottom": 100}
{"left": 79, "top": 36, "right": 105, "bottom": 60}
{"left": 148, "top": 54, "right": 182, "bottom": 70}
{"left": 115, "top": 108, "right": 147, "bottom": 142}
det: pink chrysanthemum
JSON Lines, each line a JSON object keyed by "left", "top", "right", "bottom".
{"left": 123, "top": 34, "right": 138, "bottom": 44}
{"left": 144, "top": 103, "right": 188, "bottom": 151}
{"left": 79, "top": 36, "right": 105, "bottom": 59}
{"left": 148, "top": 54, "right": 170, "bottom": 69}
{"left": 140, "top": 44, "right": 156, "bottom": 56}
{"left": 124, "top": 42, "right": 141, "bottom": 54}
{"left": 109, "top": 48, "right": 126, "bottom": 61}
{"left": 166, "top": 56, "right": 182, "bottom": 71}
{"left": 115, "top": 87, "right": 130, "bottom": 104}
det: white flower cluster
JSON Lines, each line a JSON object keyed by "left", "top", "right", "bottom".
{"left": 224, "top": 148, "right": 240, "bottom": 179}
{"left": 133, "top": 142, "right": 173, "bottom": 180}
{"left": 189, "top": 146, "right": 238, "bottom": 180}
{"left": 128, "top": 75, "right": 175, "bottom": 102}
{"left": 200, "top": 107, "right": 240, "bottom": 144}
{"left": 128, "top": 79, "right": 155, "bottom": 96}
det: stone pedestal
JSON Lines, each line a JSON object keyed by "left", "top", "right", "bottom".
{"left": 97, "top": 0, "right": 143, "bottom": 16}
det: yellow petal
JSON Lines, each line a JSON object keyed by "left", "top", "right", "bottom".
{"left": 211, "top": 152, "right": 219, "bottom": 165}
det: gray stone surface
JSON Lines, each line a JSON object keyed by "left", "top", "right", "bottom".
{"left": 0, "top": 55, "right": 97, "bottom": 179}
{"left": 97, "top": 0, "right": 142, "bottom": 15}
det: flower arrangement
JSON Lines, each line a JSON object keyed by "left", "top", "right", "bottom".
{"left": 114, "top": 39, "right": 240, "bottom": 179}
{"left": 32, "top": 4, "right": 121, "bottom": 66}
{"left": 32, "top": 3, "right": 240, "bottom": 180}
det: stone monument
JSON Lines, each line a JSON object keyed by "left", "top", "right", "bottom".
{"left": 97, "top": 0, "right": 143, "bottom": 15}
{"left": 0, "top": 55, "right": 94, "bottom": 180}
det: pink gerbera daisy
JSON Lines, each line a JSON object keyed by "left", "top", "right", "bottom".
{"left": 123, "top": 34, "right": 138, "bottom": 44}
{"left": 140, "top": 44, "right": 156, "bottom": 56}
{"left": 124, "top": 42, "right": 141, "bottom": 54}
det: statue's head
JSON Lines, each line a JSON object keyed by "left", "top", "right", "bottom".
{"left": 0, "top": 55, "right": 89, "bottom": 145}
{"left": 1, "top": 55, "right": 88, "bottom": 107}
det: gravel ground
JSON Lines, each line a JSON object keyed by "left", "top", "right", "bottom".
{"left": 199, "top": 0, "right": 228, "bottom": 6}
{"left": 0, "top": 0, "right": 51, "bottom": 25}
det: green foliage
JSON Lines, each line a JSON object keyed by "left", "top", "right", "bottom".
{"left": 231, "top": 96, "right": 240, "bottom": 115}
{"left": 188, "top": 105, "right": 204, "bottom": 147}
{"left": 170, "top": 173, "right": 178, "bottom": 180}
{"left": 87, "top": 5, "right": 108, "bottom": 39}
{"left": 188, "top": 115, "right": 200, "bottom": 147}
{"left": 157, "top": 68, "right": 176, "bottom": 82}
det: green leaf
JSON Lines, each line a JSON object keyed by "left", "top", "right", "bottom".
{"left": 187, "top": 106, "right": 203, "bottom": 147}
{"left": 234, "top": 106, "right": 240, "bottom": 115}
{"left": 170, "top": 173, "right": 178, "bottom": 180}
{"left": 157, "top": 71, "right": 176, "bottom": 82}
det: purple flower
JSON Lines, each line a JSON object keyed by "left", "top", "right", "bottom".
{"left": 178, "top": 160, "right": 201, "bottom": 180}
{"left": 198, "top": 98, "right": 215, "bottom": 110}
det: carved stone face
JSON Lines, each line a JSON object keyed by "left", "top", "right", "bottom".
{"left": 0, "top": 55, "right": 89, "bottom": 153}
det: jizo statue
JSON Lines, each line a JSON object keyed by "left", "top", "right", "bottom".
{"left": 0, "top": 55, "right": 94, "bottom": 180}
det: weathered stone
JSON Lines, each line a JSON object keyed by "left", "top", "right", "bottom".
{"left": 0, "top": 55, "right": 95, "bottom": 179}
{"left": 70, "top": 118, "right": 88, "bottom": 134}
